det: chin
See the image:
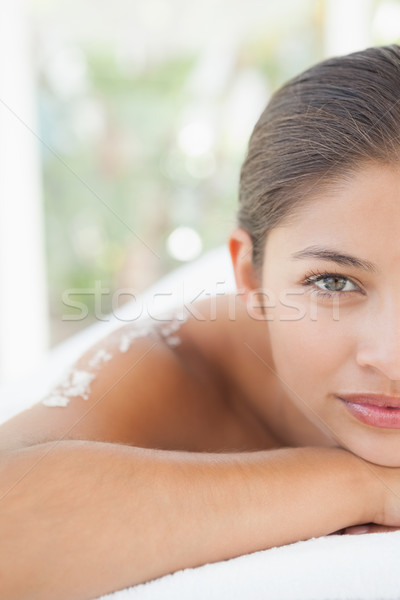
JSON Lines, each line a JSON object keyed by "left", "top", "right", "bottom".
{"left": 345, "top": 440, "right": 400, "bottom": 468}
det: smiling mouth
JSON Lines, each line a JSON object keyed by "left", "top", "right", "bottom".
{"left": 337, "top": 394, "right": 400, "bottom": 408}
{"left": 337, "top": 394, "right": 400, "bottom": 428}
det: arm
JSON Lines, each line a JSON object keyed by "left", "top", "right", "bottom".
{"left": 0, "top": 441, "right": 376, "bottom": 600}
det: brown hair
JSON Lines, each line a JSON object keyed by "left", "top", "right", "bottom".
{"left": 238, "top": 44, "right": 400, "bottom": 276}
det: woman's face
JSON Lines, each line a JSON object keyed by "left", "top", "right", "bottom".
{"left": 261, "top": 162, "right": 400, "bottom": 466}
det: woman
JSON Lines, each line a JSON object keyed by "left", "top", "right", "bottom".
{"left": 1, "top": 44, "right": 400, "bottom": 600}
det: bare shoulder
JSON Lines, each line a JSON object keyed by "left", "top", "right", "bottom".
{"left": 0, "top": 294, "right": 278, "bottom": 453}
{"left": 180, "top": 292, "right": 283, "bottom": 450}
{"left": 0, "top": 314, "right": 222, "bottom": 452}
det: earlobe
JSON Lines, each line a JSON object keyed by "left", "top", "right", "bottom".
{"left": 228, "top": 227, "right": 261, "bottom": 305}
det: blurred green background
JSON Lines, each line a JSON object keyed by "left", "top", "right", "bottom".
{"left": 29, "top": 0, "right": 400, "bottom": 344}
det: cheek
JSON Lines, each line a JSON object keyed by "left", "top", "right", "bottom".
{"left": 261, "top": 267, "right": 359, "bottom": 390}
{"left": 266, "top": 311, "right": 353, "bottom": 389}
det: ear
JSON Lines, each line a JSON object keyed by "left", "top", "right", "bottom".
{"left": 228, "top": 228, "right": 263, "bottom": 316}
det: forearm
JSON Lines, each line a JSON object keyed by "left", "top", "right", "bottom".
{"left": 0, "top": 442, "right": 374, "bottom": 600}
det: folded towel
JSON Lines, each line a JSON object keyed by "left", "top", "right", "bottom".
{"left": 97, "top": 530, "right": 400, "bottom": 600}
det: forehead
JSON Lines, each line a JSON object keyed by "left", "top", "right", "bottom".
{"left": 264, "top": 162, "right": 400, "bottom": 261}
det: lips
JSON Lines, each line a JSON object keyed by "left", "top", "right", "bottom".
{"left": 338, "top": 394, "right": 400, "bottom": 408}
{"left": 337, "top": 394, "right": 400, "bottom": 428}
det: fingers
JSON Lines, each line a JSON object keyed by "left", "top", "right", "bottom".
{"left": 342, "top": 524, "right": 400, "bottom": 535}
{"left": 343, "top": 525, "right": 371, "bottom": 534}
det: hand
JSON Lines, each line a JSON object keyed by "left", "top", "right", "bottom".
{"left": 344, "top": 524, "right": 400, "bottom": 534}
{"left": 362, "top": 460, "right": 400, "bottom": 527}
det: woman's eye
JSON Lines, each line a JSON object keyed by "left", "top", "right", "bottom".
{"left": 302, "top": 271, "right": 361, "bottom": 297}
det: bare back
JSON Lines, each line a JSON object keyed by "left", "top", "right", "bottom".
{"left": 0, "top": 293, "right": 321, "bottom": 454}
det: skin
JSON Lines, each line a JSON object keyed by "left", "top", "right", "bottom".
{"left": 229, "top": 161, "right": 400, "bottom": 534}
{"left": 231, "top": 161, "right": 400, "bottom": 466}
{"left": 2, "top": 162, "right": 400, "bottom": 536}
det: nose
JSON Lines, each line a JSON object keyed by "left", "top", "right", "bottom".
{"left": 356, "top": 301, "right": 400, "bottom": 382}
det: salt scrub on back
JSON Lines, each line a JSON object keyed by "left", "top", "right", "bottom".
{"left": 118, "top": 312, "right": 188, "bottom": 352}
{"left": 42, "top": 312, "right": 189, "bottom": 408}
{"left": 89, "top": 348, "right": 113, "bottom": 368}
{"left": 42, "top": 369, "right": 96, "bottom": 407}
{"left": 119, "top": 321, "right": 155, "bottom": 353}
{"left": 42, "top": 394, "right": 70, "bottom": 407}
{"left": 165, "top": 336, "right": 180, "bottom": 347}
{"left": 159, "top": 313, "right": 188, "bottom": 347}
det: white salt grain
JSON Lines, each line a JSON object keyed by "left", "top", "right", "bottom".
{"left": 159, "top": 312, "right": 188, "bottom": 347}
{"left": 118, "top": 323, "right": 154, "bottom": 353}
{"left": 42, "top": 368, "right": 96, "bottom": 407}
{"left": 63, "top": 370, "right": 96, "bottom": 400}
{"left": 161, "top": 326, "right": 173, "bottom": 336}
{"left": 42, "top": 394, "right": 70, "bottom": 407}
{"left": 166, "top": 336, "right": 181, "bottom": 347}
{"left": 89, "top": 348, "right": 113, "bottom": 368}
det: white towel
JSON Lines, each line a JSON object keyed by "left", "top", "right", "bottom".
{"left": 97, "top": 530, "right": 400, "bottom": 600}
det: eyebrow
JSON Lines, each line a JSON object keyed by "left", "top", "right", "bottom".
{"left": 290, "top": 245, "right": 379, "bottom": 273}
